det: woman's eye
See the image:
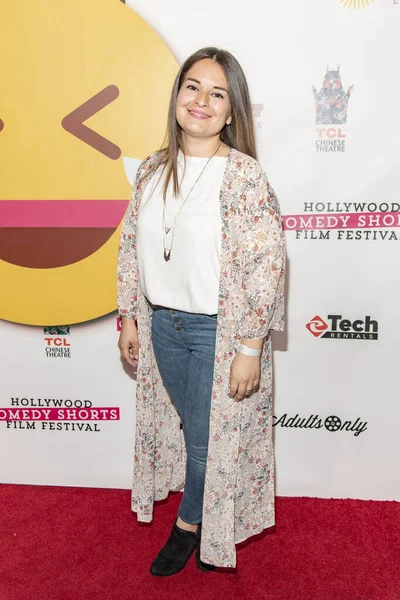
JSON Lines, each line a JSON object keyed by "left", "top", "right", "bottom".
{"left": 187, "top": 85, "right": 198, "bottom": 91}
{"left": 213, "top": 93, "right": 224, "bottom": 99}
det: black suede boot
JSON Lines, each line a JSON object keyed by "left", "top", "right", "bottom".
{"left": 150, "top": 518, "right": 199, "bottom": 576}
{"left": 195, "top": 523, "right": 216, "bottom": 572}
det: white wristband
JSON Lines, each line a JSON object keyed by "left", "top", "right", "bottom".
{"left": 238, "top": 344, "right": 261, "bottom": 357}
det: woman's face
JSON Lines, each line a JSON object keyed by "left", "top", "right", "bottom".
{"left": 176, "top": 58, "right": 232, "bottom": 141}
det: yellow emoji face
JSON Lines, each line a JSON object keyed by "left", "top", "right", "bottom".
{"left": 0, "top": 0, "right": 177, "bottom": 325}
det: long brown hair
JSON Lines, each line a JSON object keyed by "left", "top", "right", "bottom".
{"left": 149, "top": 47, "right": 257, "bottom": 199}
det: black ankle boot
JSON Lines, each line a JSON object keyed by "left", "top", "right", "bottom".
{"left": 195, "top": 523, "right": 216, "bottom": 572}
{"left": 150, "top": 518, "right": 199, "bottom": 576}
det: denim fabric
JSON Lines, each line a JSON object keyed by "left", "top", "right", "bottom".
{"left": 151, "top": 306, "right": 217, "bottom": 524}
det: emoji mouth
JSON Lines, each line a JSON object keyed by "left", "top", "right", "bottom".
{"left": 0, "top": 199, "right": 129, "bottom": 268}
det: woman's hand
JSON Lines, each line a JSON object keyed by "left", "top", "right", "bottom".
{"left": 229, "top": 353, "right": 260, "bottom": 401}
{"left": 118, "top": 317, "right": 139, "bottom": 367}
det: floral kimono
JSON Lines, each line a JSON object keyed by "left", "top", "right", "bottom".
{"left": 117, "top": 148, "right": 286, "bottom": 567}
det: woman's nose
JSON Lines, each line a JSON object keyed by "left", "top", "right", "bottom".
{"left": 195, "top": 92, "right": 208, "bottom": 107}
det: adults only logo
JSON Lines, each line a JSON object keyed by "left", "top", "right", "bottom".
{"left": 306, "top": 314, "right": 378, "bottom": 340}
{"left": 312, "top": 66, "right": 353, "bottom": 152}
{"left": 273, "top": 413, "right": 367, "bottom": 436}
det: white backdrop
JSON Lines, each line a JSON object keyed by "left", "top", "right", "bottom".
{"left": 1, "top": 0, "right": 399, "bottom": 501}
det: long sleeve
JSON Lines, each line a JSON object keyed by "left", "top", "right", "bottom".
{"left": 239, "top": 166, "right": 286, "bottom": 340}
{"left": 117, "top": 166, "right": 144, "bottom": 320}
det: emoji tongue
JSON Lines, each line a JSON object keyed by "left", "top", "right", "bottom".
{"left": 0, "top": 199, "right": 128, "bottom": 268}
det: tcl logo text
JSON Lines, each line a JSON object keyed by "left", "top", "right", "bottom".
{"left": 44, "top": 337, "right": 70, "bottom": 347}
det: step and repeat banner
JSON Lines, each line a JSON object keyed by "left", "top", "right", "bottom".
{"left": 0, "top": 0, "right": 399, "bottom": 500}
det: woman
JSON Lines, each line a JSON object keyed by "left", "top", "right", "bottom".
{"left": 117, "top": 47, "right": 286, "bottom": 575}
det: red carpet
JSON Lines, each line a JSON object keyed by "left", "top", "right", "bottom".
{"left": 0, "top": 485, "right": 399, "bottom": 600}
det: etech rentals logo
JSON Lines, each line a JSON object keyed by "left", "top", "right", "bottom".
{"left": 306, "top": 314, "right": 378, "bottom": 340}
{"left": 282, "top": 201, "right": 400, "bottom": 242}
{"left": 339, "top": 0, "right": 375, "bottom": 9}
{"left": 0, "top": 397, "right": 120, "bottom": 433}
{"left": 44, "top": 326, "right": 71, "bottom": 358}
{"left": 273, "top": 413, "right": 367, "bottom": 436}
{"left": 312, "top": 66, "right": 353, "bottom": 152}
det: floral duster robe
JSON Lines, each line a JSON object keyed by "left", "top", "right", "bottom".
{"left": 117, "top": 148, "right": 286, "bottom": 567}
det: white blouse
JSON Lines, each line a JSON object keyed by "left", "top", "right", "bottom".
{"left": 136, "top": 153, "right": 227, "bottom": 315}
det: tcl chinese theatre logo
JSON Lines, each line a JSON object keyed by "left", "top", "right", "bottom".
{"left": 312, "top": 66, "right": 353, "bottom": 153}
{"left": 44, "top": 326, "right": 71, "bottom": 358}
{"left": 306, "top": 314, "right": 379, "bottom": 340}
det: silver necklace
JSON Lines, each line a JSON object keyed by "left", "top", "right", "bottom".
{"left": 162, "top": 142, "right": 221, "bottom": 262}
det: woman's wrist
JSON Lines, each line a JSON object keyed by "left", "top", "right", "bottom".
{"left": 238, "top": 344, "right": 261, "bottom": 357}
{"left": 238, "top": 337, "right": 264, "bottom": 357}
{"left": 121, "top": 316, "right": 137, "bottom": 329}
{"left": 240, "top": 337, "right": 263, "bottom": 350}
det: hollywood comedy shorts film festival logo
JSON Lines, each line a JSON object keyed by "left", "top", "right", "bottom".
{"left": 312, "top": 66, "right": 353, "bottom": 153}
{"left": 0, "top": 396, "right": 120, "bottom": 433}
{"left": 282, "top": 202, "right": 400, "bottom": 243}
{"left": 306, "top": 314, "right": 379, "bottom": 340}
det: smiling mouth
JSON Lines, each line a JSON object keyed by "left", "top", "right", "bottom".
{"left": 188, "top": 110, "right": 210, "bottom": 120}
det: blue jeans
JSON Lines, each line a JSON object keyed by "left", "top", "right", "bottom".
{"left": 151, "top": 306, "right": 217, "bottom": 525}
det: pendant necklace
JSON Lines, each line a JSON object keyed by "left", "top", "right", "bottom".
{"left": 162, "top": 141, "right": 221, "bottom": 262}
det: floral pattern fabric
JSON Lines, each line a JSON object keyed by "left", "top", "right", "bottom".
{"left": 117, "top": 148, "right": 286, "bottom": 567}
